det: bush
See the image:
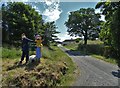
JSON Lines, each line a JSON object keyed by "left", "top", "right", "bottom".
{"left": 77, "top": 44, "right": 104, "bottom": 55}
{"left": 103, "top": 46, "right": 111, "bottom": 58}
{"left": 103, "top": 46, "right": 117, "bottom": 58}
{"left": 75, "top": 38, "right": 81, "bottom": 43}
{"left": 78, "top": 43, "right": 117, "bottom": 59}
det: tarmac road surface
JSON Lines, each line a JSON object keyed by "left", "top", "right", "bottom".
{"left": 59, "top": 46, "right": 119, "bottom": 87}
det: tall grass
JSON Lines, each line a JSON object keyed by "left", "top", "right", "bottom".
{"left": 2, "top": 45, "right": 77, "bottom": 86}
{"left": 2, "top": 47, "right": 21, "bottom": 59}
{"left": 41, "top": 47, "right": 52, "bottom": 59}
{"left": 42, "top": 45, "right": 77, "bottom": 86}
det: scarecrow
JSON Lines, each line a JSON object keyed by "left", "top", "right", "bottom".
{"left": 35, "top": 34, "right": 43, "bottom": 62}
{"left": 19, "top": 33, "right": 33, "bottom": 64}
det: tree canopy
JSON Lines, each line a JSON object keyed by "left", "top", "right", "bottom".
{"left": 96, "top": 1, "right": 120, "bottom": 60}
{"left": 2, "top": 2, "right": 43, "bottom": 41}
{"left": 42, "top": 22, "right": 60, "bottom": 46}
{"left": 2, "top": 2, "right": 59, "bottom": 46}
{"left": 65, "top": 8, "right": 101, "bottom": 45}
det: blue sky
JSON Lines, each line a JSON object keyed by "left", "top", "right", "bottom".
{"left": 55, "top": 2, "right": 101, "bottom": 41}
{"left": 1, "top": 1, "right": 104, "bottom": 41}
{"left": 32, "top": 2, "right": 103, "bottom": 41}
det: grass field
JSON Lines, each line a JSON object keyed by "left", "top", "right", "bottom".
{"left": 2, "top": 45, "right": 78, "bottom": 86}
{"left": 92, "top": 55, "right": 117, "bottom": 64}
{"left": 64, "top": 40, "right": 117, "bottom": 64}
{"left": 64, "top": 43, "right": 78, "bottom": 50}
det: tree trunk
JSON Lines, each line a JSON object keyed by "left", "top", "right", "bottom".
{"left": 84, "top": 31, "right": 87, "bottom": 45}
{"left": 84, "top": 38, "right": 87, "bottom": 45}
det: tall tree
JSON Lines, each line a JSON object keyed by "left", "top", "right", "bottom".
{"left": 2, "top": 4, "right": 9, "bottom": 43}
{"left": 42, "top": 22, "right": 60, "bottom": 46}
{"left": 96, "top": 1, "right": 120, "bottom": 46}
{"left": 65, "top": 8, "right": 101, "bottom": 45}
{"left": 111, "top": 7, "right": 120, "bottom": 59}
{"left": 2, "top": 2, "right": 43, "bottom": 43}
{"left": 96, "top": 1, "right": 120, "bottom": 66}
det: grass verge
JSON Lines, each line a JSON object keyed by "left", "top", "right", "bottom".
{"left": 2, "top": 45, "right": 77, "bottom": 86}
{"left": 63, "top": 40, "right": 117, "bottom": 65}
{"left": 92, "top": 55, "right": 117, "bottom": 64}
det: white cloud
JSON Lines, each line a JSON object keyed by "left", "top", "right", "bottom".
{"left": 42, "top": 0, "right": 62, "bottom": 22}
{"left": 45, "top": 0, "right": 53, "bottom": 6}
{"left": 43, "top": 8, "right": 62, "bottom": 22}
{"left": 95, "top": 8, "right": 101, "bottom": 14}
{"left": 32, "top": 5, "right": 41, "bottom": 14}
{"left": 95, "top": 9, "right": 105, "bottom": 21}
{"left": 100, "top": 15, "right": 105, "bottom": 21}
{"left": 67, "top": 11, "right": 70, "bottom": 15}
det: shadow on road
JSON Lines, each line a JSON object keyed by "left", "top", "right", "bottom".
{"left": 65, "top": 49, "right": 89, "bottom": 56}
{"left": 111, "top": 70, "right": 120, "bottom": 78}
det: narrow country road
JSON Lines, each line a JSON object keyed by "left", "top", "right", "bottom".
{"left": 59, "top": 45, "right": 119, "bottom": 87}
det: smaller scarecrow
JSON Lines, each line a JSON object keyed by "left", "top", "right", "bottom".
{"left": 35, "top": 34, "right": 43, "bottom": 62}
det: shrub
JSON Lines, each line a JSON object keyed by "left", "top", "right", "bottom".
{"left": 77, "top": 44, "right": 104, "bottom": 55}
{"left": 75, "top": 38, "right": 81, "bottom": 43}
{"left": 103, "top": 46, "right": 117, "bottom": 58}
{"left": 103, "top": 46, "right": 111, "bottom": 58}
